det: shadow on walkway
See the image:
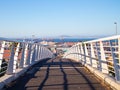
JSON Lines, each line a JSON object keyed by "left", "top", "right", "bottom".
{"left": 5, "top": 57, "right": 111, "bottom": 90}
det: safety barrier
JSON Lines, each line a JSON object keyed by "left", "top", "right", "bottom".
{"left": 63, "top": 35, "right": 120, "bottom": 90}
{"left": 0, "top": 39, "right": 54, "bottom": 89}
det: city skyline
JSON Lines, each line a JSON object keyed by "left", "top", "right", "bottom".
{"left": 0, "top": 0, "right": 120, "bottom": 38}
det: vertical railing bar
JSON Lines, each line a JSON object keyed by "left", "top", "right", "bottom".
{"left": 100, "top": 41, "right": 108, "bottom": 73}
{"left": 0, "top": 41, "right": 6, "bottom": 69}
{"left": 6, "top": 43, "right": 15, "bottom": 74}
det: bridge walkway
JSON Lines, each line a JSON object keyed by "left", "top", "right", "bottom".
{"left": 5, "top": 57, "right": 111, "bottom": 90}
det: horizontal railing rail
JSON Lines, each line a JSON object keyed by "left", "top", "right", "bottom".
{"left": 63, "top": 35, "right": 120, "bottom": 89}
{"left": 0, "top": 39, "right": 54, "bottom": 89}
{"left": 64, "top": 52, "right": 115, "bottom": 76}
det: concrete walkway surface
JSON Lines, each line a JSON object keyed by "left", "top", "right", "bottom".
{"left": 5, "top": 58, "right": 112, "bottom": 90}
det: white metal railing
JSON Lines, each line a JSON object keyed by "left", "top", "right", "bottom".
{"left": 0, "top": 39, "right": 54, "bottom": 77}
{"left": 63, "top": 35, "right": 120, "bottom": 83}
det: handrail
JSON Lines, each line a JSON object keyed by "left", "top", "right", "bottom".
{"left": 63, "top": 35, "right": 120, "bottom": 83}
{"left": 84, "top": 35, "right": 120, "bottom": 43}
{"left": 0, "top": 39, "right": 54, "bottom": 77}
{"left": 0, "top": 37, "right": 23, "bottom": 43}
{"left": 0, "top": 38, "right": 54, "bottom": 89}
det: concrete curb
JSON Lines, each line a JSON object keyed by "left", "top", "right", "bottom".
{"left": 0, "top": 58, "right": 50, "bottom": 90}
{"left": 0, "top": 67, "right": 28, "bottom": 90}
{"left": 85, "top": 64, "right": 120, "bottom": 90}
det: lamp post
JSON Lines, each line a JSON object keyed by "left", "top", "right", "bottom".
{"left": 114, "top": 22, "right": 117, "bottom": 35}
{"left": 32, "top": 35, "right": 35, "bottom": 43}
{"left": 114, "top": 22, "right": 118, "bottom": 49}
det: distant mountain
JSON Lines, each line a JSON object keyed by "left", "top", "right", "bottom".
{"left": 59, "top": 35, "right": 72, "bottom": 38}
{"left": 0, "top": 37, "right": 22, "bottom": 42}
{"left": 58, "top": 35, "right": 110, "bottom": 39}
{"left": 0, "top": 37, "right": 9, "bottom": 40}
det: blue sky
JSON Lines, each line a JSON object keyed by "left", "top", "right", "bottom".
{"left": 0, "top": 0, "right": 120, "bottom": 38}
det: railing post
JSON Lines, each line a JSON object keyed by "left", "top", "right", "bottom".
{"left": 35, "top": 45, "right": 39, "bottom": 61}
{"left": 84, "top": 44, "right": 90, "bottom": 65}
{"left": 41, "top": 47, "right": 44, "bottom": 59}
{"left": 78, "top": 44, "right": 82, "bottom": 61}
{"left": 45, "top": 48, "right": 48, "bottom": 58}
{"left": 110, "top": 39, "right": 120, "bottom": 82}
{"left": 81, "top": 43, "right": 86, "bottom": 65}
{"left": 19, "top": 43, "right": 28, "bottom": 68}
{"left": 91, "top": 43, "right": 97, "bottom": 68}
{"left": 6, "top": 43, "right": 15, "bottom": 74}
{"left": 117, "top": 38, "right": 120, "bottom": 82}
{"left": 76, "top": 46, "right": 78, "bottom": 60}
{"left": 74, "top": 46, "right": 77, "bottom": 60}
{"left": 0, "top": 41, "right": 5, "bottom": 69}
{"left": 77, "top": 44, "right": 81, "bottom": 62}
{"left": 19, "top": 43, "right": 25, "bottom": 68}
{"left": 44, "top": 48, "right": 48, "bottom": 58}
{"left": 31, "top": 44, "right": 36, "bottom": 63}
{"left": 42, "top": 47, "right": 46, "bottom": 59}
{"left": 47, "top": 50, "right": 50, "bottom": 58}
{"left": 76, "top": 45, "right": 79, "bottom": 61}
{"left": 38, "top": 46, "right": 41, "bottom": 60}
{"left": 26, "top": 44, "right": 32, "bottom": 65}
{"left": 40, "top": 46, "right": 43, "bottom": 59}
{"left": 71, "top": 47, "right": 74, "bottom": 60}
{"left": 88, "top": 44, "right": 92, "bottom": 65}
{"left": 68, "top": 48, "right": 71, "bottom": 59}
{"left": 70, "top": 48, "right": 73, "bottom": 59}
{"left": 73, "top": 46, "right": 76, "bottom": 60}
{"left": 72, "top": 46, "right": 75, "bottom": 60}
{"left": 24, "top": 44, "right": 28, "bottom": 65}
{"left": 34, "top": 44, "right": 37, "bottom": 61}
{"left": 39, "top": 46, "right": 42, "bottom": 60}
{"left": 14, "top": 43, "right": 20, "bottom": 70}
{"left": 37, "top": 45, "right": 40, "bottom": 60}
{"left": 100, "top": 41, "right": 108, "bottom": 73}
{"left": 95, "top": 42, "right": 102, "bottom": 71}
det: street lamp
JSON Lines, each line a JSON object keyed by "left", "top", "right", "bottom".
{"left": 114, "top": 22, "right": 118, "bottom": 49}
{"left": 32, "top": 35, "right": 35, "bottom": 43}
{"left": 114, "top": 22, "right": 117, "bottom": 35}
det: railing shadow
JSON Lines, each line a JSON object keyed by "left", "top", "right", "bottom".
{"left": 59, "top": 59, "right": 68, "bottom": 90}
{"left": 5, "top": 58, "right": 50, "bottom": 90}
{"left": 69, "top": 60, "right": 96, "bottom": 90}
{"left": 38, "top": 64, "right": 50, "bottom": 90}
{"left": 37, "top": 58, "right": 68, "bottom": 90}
{"left": 6, "top": 58, "right": 98, "bottom": 90}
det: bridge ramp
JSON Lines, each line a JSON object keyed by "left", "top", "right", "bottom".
{"left": 6, "top": 58, "right": 111, "bottom": 90}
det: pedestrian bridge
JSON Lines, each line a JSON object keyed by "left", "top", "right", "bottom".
{"left": 0, "top": 35, "right": 120, "bottom": 90}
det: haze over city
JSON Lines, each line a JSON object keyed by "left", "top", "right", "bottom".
{"left": 0, "top": 0, "right": 120, "bottom": 38}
